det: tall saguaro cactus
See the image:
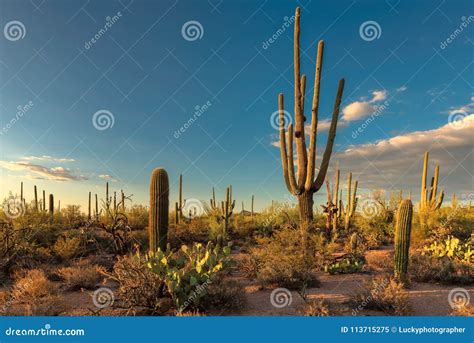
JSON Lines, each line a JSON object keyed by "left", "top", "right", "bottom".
{"left": 278, "top": 7, "right": 345, "bottom": 234}
{"left": 149, "top": 168, "right": 169, "bottom": 252}
{"left": 88, "top": 192, "right": 92, "bottom": 220}
{"left": 394, "top": 199, "right": 413, "bottom": 280}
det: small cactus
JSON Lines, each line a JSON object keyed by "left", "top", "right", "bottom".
{"left": 394, "top": 199, "right": 413, "bottom": 280}
{"left": 88, "top": 192, "right": 91, "bottom": 220}
{"left": 34, "top": 185, "right": 38, "bottom": 212}
{"left": 350, "top": 232, "right": 358, "bottom": 253}
{"left": 149, "top": 168, "right": 169, "bottom": 252}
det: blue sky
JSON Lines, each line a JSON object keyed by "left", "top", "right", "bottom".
{"left": 1, "top": 0, "right": 473, "bottom": 210}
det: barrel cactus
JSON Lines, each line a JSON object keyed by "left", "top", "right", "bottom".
{"left": 149, "top": 168, "right": 169, "bottom": 252}
{"left": 394, "top": 199, "right": 413, "bottom": 279}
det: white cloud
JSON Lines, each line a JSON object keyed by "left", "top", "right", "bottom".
{"left": 21, "top": 155, "right": 75, "bottom": 163}
{"left": 370, "top": 90, "right": 387, "bottom": 103}
{"left": 98, "top": 174, "right": 118, "bottom": 182}
{"left": 0, "top": 161, "right": 86, "bottom": 181}
{"left": 331, "top": 114, "right": 473, "bottom": 198}
{"left": 342, "top": 89, "right": 388, "bottom": 122}
{"left": 396, "top": 86, "right": 408, "bottom": 92}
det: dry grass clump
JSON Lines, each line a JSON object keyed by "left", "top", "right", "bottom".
{"left": 409, "top": 253, "right": 473, "bottom": 284}
{"left": 354, "top": 276, "right": 411, "bottom": 316}
{"left": 7, "top": 269, "right": 66, "bottom": 315}
{"left": 250, "top": 227, "right": 320, "bottom": 290}
{"left": 450, "top": 303, "right": 474, "bottom": 316}
{"left": 57, "top": 263, "right": 105, "bottom": 290}
{"left": 300, "top": 299, "right": 330, "bottom": 316}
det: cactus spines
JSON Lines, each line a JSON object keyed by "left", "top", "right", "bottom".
{"left": 34, "top": 185, "right": 38, "bottom": 212}
{"left": 88, "top": 191, "right": 91, "bottom": 220}
{"left": 394, "top": 199, "right": 413, "bottom": 279}
{"left": 278, "top": 7, "right": 345, "bottom": 235}
{"left": 149, "top": 168, "right": 169, "bottom": 252}
{"left": 49, "top": 194, "right": 54, "bottom": 214}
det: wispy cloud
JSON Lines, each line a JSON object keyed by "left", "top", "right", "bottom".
{"left": 20, "top": 155, "right": 75, "bottom": 163}
{"left": 0, "top": 161, "right": 86, "bottom": 181}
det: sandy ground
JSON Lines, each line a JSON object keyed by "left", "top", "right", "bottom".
{"left": 2, "top": 246, "right": 472, "bottom": 316}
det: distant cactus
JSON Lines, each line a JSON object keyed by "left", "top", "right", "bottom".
{"left": 149, "top": 168, "right": 169, "bottom": 252}
{"left": 341, "top": 172, "right": 358, "bottom": 231}
{"left": 350, "top": 232, "right": 358, "bottom": 253}
{"left": 321, "top": 169, "right": 340, "bottom": 237}
{"left": 42, "top": 190, "right": 46, "bottom": 211}
{"left": 175, "top": 174, "right": 184, "bottom": 223}
{"left": 88, "top": 192, "right": 91, "bottom": 220}
{"left": 95, "top": 194, "right": 99, "bottom": 221}
{"left": 20, "top": 182, "right": 23, "bottom": 203}
{"left": 394, "top": 199, "right": 413, "bottom": 280}
{"left": 34, "top": 185, "right": 38, "bottom": 212}
{"left": 210, "top": 186, "right": 235, "bottom": 235}
{"left": 451, "top": 193, "right": 458, "bottom": 210}
{"left": 251, "top": 195, "right": 254, "bottom": 219}
{"left": 420, "top": 152, "right": 443, "bottom": 212}
{"left": 49, "top": 194, "right": 54, "bottom": 216}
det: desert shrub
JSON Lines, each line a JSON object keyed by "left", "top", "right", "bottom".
{"left": 53, "top": 236, "right": 83, "bottom": 260}
{"left": 171, "top": 217, "right": 210, "bottom": 246}
{"left": 410, "top": 253, "right": 473, "bottom": 284}
{"left": 127, "top": 204, "right": 148, "bottom": 230}
{"left": 355, "top": 276, "right": 411, "bottom": 315}
{"left": 250, "top": 227, "right": 321, "bottom": 289}
{"left": 300, "top": 299, "right": 330, "bottom": 316}
{"left": 57, "top": 264, "right": 104, "bottom": 290}
{"left": 239, "top": 254, "right": 261, "bottom": 279}
{"left": 232, "top": 215, "right": 257, "bottom": 240}
{"left": 324, "top": 254, "right": 365, "bottom": 274}
{"left": 356, "top": 215, "right": 393, "bottom": 249}
{"left": 108, "top": 255, "right": 170, "bottom": 315}
{"left": 200, "top": 277, "right": 245, "bottom": 313}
